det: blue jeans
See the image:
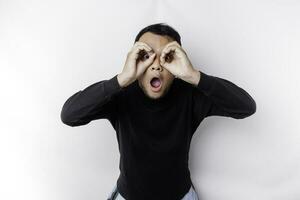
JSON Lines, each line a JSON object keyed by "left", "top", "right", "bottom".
{"left": 107, "top": 183, "right": 199, "bottom": 200}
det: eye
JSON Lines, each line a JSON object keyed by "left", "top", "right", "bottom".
{"left": 138, "top": 50, "right": 149, "bottom": 61}
{"left": 165, "top": 51, "right": 174, "bottom": 63}
{"left": 142, "top": 53, "right": 149, "bottom": 60}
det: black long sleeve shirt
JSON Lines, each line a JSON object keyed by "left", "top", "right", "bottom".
{"left": 60, "top": 71, "right": 256, "bottom": 200}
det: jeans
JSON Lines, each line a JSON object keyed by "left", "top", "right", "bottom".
{"left": 107, "top": 183, "right": 199, "bottom": 200}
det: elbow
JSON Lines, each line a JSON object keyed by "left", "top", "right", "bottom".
{"left": 60, "top": 101, "right": 71, "bottom": 125}
{"left": 231, "top": 99, "right": 256, "bottom": 119}
{"left": 246, "top": 96, "right": 257, "bottom": 117}
{"left": 60, "top": 109, "right": 90, "bottom": 127}
{"left": 238, "top": 98, "right": 257, "bottom": 119}
{"left": 60, "top": 108, "right": 75, "bottom": 127}
{"left": 60, "top": 113, "right": 86, "bottom": 127}
{"left": 241, "top": 90, "right": 257, "bottom": 118}
{"left": 60, "top": 98, "right": 91, "bottom": 127}
{"left": 60, "top": 92, "right": 87, "bottom": 127}
{"left": 248, "top": 99, "right": 257, "bottom": 116}
{"left": 60, "top": 106, "right": 82, "bottom": 127}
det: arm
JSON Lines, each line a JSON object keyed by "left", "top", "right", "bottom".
{"left": 191, "top": 70, "right": 256, "bottom": 123}
{"left": 60, "top": 74, "right": 123, "bottom": 127}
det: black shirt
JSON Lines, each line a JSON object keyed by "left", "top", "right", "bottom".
{"left": 60, "top": 71, "right": 256, "bottom": 200}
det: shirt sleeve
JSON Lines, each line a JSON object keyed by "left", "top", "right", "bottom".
{"left": 192, "top": 70, "right": 256, "bottom": 125}
{"left": 60, "top": 74, "right": 123, "bottom": 127}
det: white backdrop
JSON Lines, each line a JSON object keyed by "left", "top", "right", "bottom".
{"left": 1, "top": 0, "right": 299, "bottom": 200}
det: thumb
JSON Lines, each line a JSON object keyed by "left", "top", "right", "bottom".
{"left": 136, "top": 53, "right": 156, "bottom": 77}
{"left": 141, "top": 53, "right": 156, "bottom": 70}
{"left": 145, "top": 52, "right": 156, "bottom": 64}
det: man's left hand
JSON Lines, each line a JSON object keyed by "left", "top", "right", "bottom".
{"left": 160, "top": 41, "right": 200, "bottom": 86}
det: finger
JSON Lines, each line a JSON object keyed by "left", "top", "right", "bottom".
{"left": 132, "top": 45, "right": 152, "bottom": 57}
{"left": 161, "top": 44, "right": 178, "bottom": 57}
{"left": 143, "top": 52, "right": 156, "bottom": 65}
{"left": 132, "top": 45, "right": 153, "bottom": 60}
{"left": 137, "top": 50, "right": 156, "bottom": 65}
{"left": 133, "top": 41, "right": 153, "bottom": 52}
{"left": 162, "top": 41, "right": 181, "bottom": 51}
{"left": 162, "top": 43, "right": 186, "bottom": 61}
{"left": 161, "top": 62, "right": 171, "bottom": 73}
{"left": 160, "top": 46, "right": 177, "bottom": 64}
{"left": 142, "top": 53, "right": 156, "bottom": 69}
{"left": 170, "top": 41, "right": 185, "bottom": 56}
{"left": 170, "top": 41, "right": 181, "bottom": 48}
{"left": 134, "top": 41, "right": 152, "bottom": 48}
{"left": 137, "top": 53, "right": 156, "bottom": 75}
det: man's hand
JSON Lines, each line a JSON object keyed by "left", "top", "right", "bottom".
{"left": 118, "top": 41, "right": 156, "bottom": 88}
{"left": 160, "top": 41, "right": 201, "bottom": 86}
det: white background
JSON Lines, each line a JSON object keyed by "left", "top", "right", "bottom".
{"left": 0, "top": 0, "right": 299, "bottom": 199}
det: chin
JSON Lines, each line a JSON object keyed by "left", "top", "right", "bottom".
{"left": 144, "top": 86, "right": 164, "bottom": 99}
{"left": 147, "top": 91, "right": 164, "bottom": 99}
{"left": 138, "top": 76, "right": 172, "bottom": 100}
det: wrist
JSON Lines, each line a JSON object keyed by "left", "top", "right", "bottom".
{"left": 117, "top": 73, "right": 131, "bottom": 88}
{"left": 185, "top": 69, "right": 201, "bottom": 86}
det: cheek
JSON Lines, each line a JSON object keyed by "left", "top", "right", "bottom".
{"left": 138, "top": 74, "right": 150, "bottom": 85}
{"left": 163, "top": 71, "right": 175, "bottom": 80}
{"left": 164, "top": 75, "right": 175, "bottom": 87}
{"left": 138, "top": 72, "right": 146, "bottom": 80}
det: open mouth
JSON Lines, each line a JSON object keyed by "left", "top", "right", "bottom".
{"left": 150, "top": 77, "right": 162, "bottom": 92}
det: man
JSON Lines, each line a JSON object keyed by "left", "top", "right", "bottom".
{"left": 60, "top": 23, "right": 256, "bottom": 200}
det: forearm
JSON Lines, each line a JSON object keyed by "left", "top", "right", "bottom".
{"left": 60, "top": 74, "right": 122, "bottom": 126}
{"left": 194, "top": 70, "right": 256, "bottom": 118}
{"left": 117, "top": 73, "right": 132, "bottom": 88}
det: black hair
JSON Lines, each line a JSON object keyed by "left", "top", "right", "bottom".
{"left": 134, "top": 22, "right": 182, "bottom": 46}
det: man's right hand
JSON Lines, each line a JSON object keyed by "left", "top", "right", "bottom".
{"left": 117, "top": 41, "right": 156, "bottom": 88}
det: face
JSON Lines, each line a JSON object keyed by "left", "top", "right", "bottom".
{"left": 137, "top": 32, "right": 175, "bottom": 100}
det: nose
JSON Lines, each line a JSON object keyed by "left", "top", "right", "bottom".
{"left": 150, "top": 57, "right": 163, "bottom": 72}
{"left": 150, "top": 65, "right": 162, "bottom": 72}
